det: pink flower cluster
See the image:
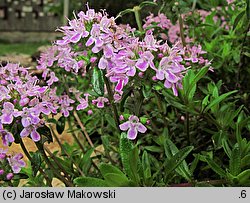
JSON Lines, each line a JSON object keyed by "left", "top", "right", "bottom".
{"left": 0, "top": 148, "right": 26, "bottom": 181}
{"left": 38, "top": 6, "right": 210, "bottom": 102}
{"left": 36, "top": 5, "right": 212, "bottom": 139}
{"left": 0, "top": 63, "right": 72, "bottom": 144}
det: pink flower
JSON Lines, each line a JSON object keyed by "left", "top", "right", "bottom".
{"left": 0, "top": 130, "right": 14, "bottom": 146}
{"left": 136, "top": 51, "right": 155, "bottom": 71}
{"left": 76, "top": 93, "right": 89, "bottom": 110}
{"left": 7, "top": 153, "right": 26, "bottom": 174}
{"left": 58, "top": 95, "right": 75, "bottom": 117}
{"left": 0, "top": 148, "right": 7, "bottom": 159}
{"left": 0, "top": 102, "right": 21, "bottom": 124}
{"left": 92, "top": 97, "right": 109, "bottom": 108}
{"left": 0, "top": 86, "right": 11, "bottom": 102}
{"left": 20, "top": 125, "right": 40, "bottom": 142}
{"left": 119, "top": 115, "right": 147, "bottom": 140}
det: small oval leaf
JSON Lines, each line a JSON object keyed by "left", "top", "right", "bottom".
{"left": 91, "top": 67, "right": 104, "bottom": 96}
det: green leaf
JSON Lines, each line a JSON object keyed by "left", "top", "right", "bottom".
{"left": 99, "top": 163, "right": 126, "bottom": 179}
{"left": 182, "top": 69, "right": 196, "bottom": 103}
{"left": 164, "top": 146, "right": 194, "bottom": 178}
{"left": 31, "top": 152, "right": 42, "bottom": 177}
{"left": 56, "top": 116, "right": 66, "bottom": 135}
{"left": 203, "top": 90, "right": 238, "bottom": 113}
{"left": 128, "top": 147, "right": 140, "bottom": 184}
{"left": 241, "top": 154, "right": 250, "bottom": 168}
{"left": 116, "top": 8, "right": 134, "bottom": 18}
{"left": 202, "top": 95, "right": 210, "bottom": 109}
{"left": 144, "top": 146, "right": 163, "bottom": 153}
{"left": 164, "top": 139, "right": 192, "bottom": 181}
{"left": 104, "top": 114, "right": 116, "bottom": 129}
{"left": 222, "top": 138, "right": 232, "bottom": 158}
{"left": 186, "top": 65, "right": 209, "bottom": 100}
{"left": 104, "top": 173, "right": 130, "bottom": 186}
{"left": 237, "top": 169, "right": 250, "bottom": 185}
{"left": 205, "top": 157, "right": 226, "bottom": 178}
{"left": 47, "top": 118, "right": 57, "bottom": 125}
{"left": 142, "top": 151, "right": 151, "bottom": 180}
{"left": 229, "top": 144, "right": 241, "bottom": 176}
{"left": 79, "top": 148, "right": 94, "bottom": 174}
{"left": 190, "top": 154, "right": 200, "bottom": 175}
{"left": 12, "top": 173, "right": 29, "bottom": 180}
{"left": 139, "top": 1, "right": 157, "bottom": 9}
{"left": 119, "top": 133, "right": 134, "bottom": 179}
{"left": 91, "top": 67, "right": 104, "bottom": 96}
{"left": 73, "top": 177, "right": 108, "bottom": 187}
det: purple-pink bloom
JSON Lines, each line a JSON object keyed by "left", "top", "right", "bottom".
{"left": 0, "top": 148, "right": 7, "bottom": 159}
{"left": 58, "top": 95, "right": 75, "bottom": 117}
{"left": 7, "top": 153, "right": 26, "bottom": 174}
{"left": 20, "top": 125, "right": 40, "bottom": 142}
{"left": 0, "top": 102, "right": 21, "bottom": 124}
{"left": 56, "top": 19, "right": 89, "bottom": 45}
{"left": 47, "top": 72, "right": 59, "bottom": 86}
{"left": 119, "top": 115, "right": 147, "bottom": 140}
{"left": 109, "top": 74, "right": 129, "bottom": 93}
{"left": 136, "top": 51, "right": 155, "bottom": 71}
{"left": 0, "top": 86, "right": 11, "bottom": 102}
{"left": 155, "top": 46, "right": 185, "bottom": 96}
{"left": 85, "top": 24, "right": 104, "bottom": 53}
{"left": 20, "top": 107, "right": 40, "bottom": 128}
{"left": 92, "top": 97, "right": 109, "bottom": 108}
{"left": 0, "top": 130, "right": 14, "bottom": 146}
{"left": 76, "top": 93, "right": 89, "bottom": 110}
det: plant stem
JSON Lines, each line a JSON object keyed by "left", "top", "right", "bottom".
{"left": 236, "top": 22, "right": 250, "bottom": 89}
{"left": 178, "top": 14, "right": 186, "bottom": 47}
{"left": 191, "top": 0, "right": 197, "bottom": 11}
{"left": 185, "top": 112, "right": 191, "bottom": 145}
{"left": 73, "top": 110, "right": 94, "bottom": 148}
{"left": 133, "top": 6, "right": 143, "bottom": 32}
{"left": 35, "top": 143, "right": 74, "bottom": 186}
{"left": 103, "top": 76, "right": 120, "bottom": 131}
{"left": 43, "top": 145, "right": 72, "bottom": 180}
{"left": 66, "top": 119, "right": 86, "bottom": 154}
{"left": 19, "top": 138, "right": 52, "bottom": 186}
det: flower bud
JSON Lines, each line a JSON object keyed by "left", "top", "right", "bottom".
{"left": 138, "top": 72, "right": 144, "bottom": 78}
{"left": 158, "top": 53, "right": 164, "bottom": 58}
{"left": 152, "top": 76, "right": 158, "bottom": 81}
{"left": 119, "top": 115, "right": 124, "bottom": 121}
{"left": 0, "top": 169, "right": 4, "bottom": 175}
{"left": 87, "top": 110, "right": 93, "bottom": 115}
{"left": 6, "top": 173, "right": 14, "bottom": 180}
{"left": 90, "top": 57, "right": 97, "bottom": 63}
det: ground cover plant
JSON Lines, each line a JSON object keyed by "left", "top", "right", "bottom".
{"left": 0, "top": 0, "right": 249, "bottom": 187}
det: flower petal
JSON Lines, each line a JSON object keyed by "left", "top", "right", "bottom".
{"left": 31, "top": 130, "right": 40, "bottom": 142}
{"left": 137, "top": 123, "right": 147, "bottom": 133}
{"left": 127, "top": 127, "right": 138, "bottom": 140}
{"left": 119, "top": 121, "right": 130, "bottom": 131}
{"left": 136, "top": 59, "right": 148, "bottom": 71}
{"left": 1, "top": 114, "right": 13, "bottom": 124}
{"left": 20, "top": 128, "right": 30, "bottom": 138}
